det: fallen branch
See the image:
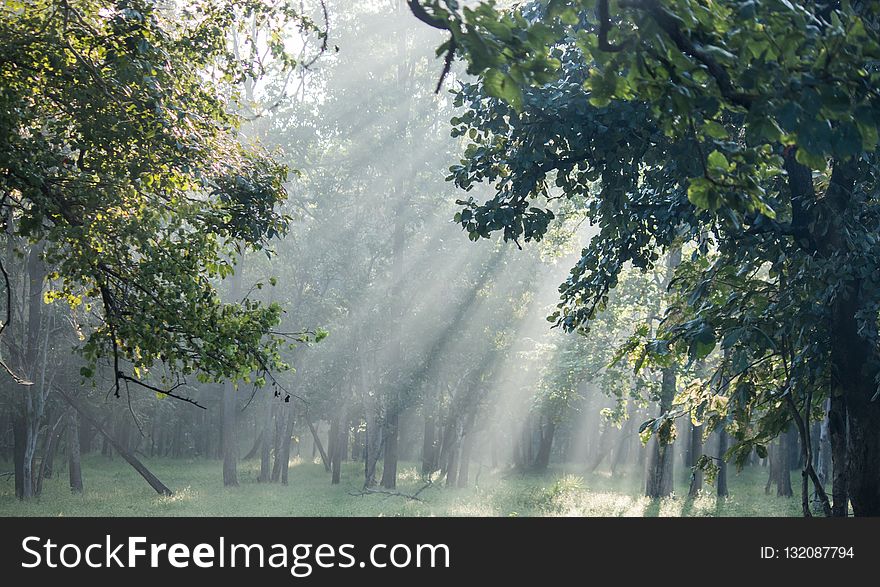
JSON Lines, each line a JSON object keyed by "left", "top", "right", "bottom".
{"left": 348, "top": 480, "right": 433, "bottom": 502}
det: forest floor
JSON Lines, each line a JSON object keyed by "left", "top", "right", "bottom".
{"left": 0, "top": 456, "right": 802, "bottom": 517}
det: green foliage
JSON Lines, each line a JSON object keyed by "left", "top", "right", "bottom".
{"left": 0, "top": 1, "right": 320, "bottom": 389}
{"left": 421, "top": 0, "right": 880, "bottom": 470}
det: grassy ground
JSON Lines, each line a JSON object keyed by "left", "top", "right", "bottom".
{"left": 0, "top": 455, "right": 802, "bottom": 517}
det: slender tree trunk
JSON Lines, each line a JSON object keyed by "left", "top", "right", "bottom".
{"left": 68, "top": 410, "right": 83, "bottom": 494}
{"left": 380, "top": 410, "right": 399, "bottom": 489}
{"left": 12, "top": 245, "right": 46, "bottom": 500}
{"left": 777, "top": 429, "right": 793, "bottom": 497}
{"left": 35, "top": 409, "right": 66, "bottom": 494}
{"left": 646, "top": 249, "right": 680, "bottom": 498}
{"left": 279, "top": 403, "right": 296, "bottom": 485}
{"left": 12, "top": 414, "right": 27, "bottom": 498}
{"left": 646, "top": 365, "right": 676, "bottom": 498}
{"left": 422, "top": 401, "right": 437, "bottom": 474}
{"left": 588, "top": 423, "right": 614, "bottom": 474}
{"left": 687, "top": 423, "right": 703, "bottom": 497}
{"left": 331, "top": 407, "right": 347, "bottom": 485}
{"left": 40, "top": 419, "right": 66, "bottom": 481}
{"left": 532, "top": 417, "right": 556, "bottom": 473}
{"left": 717, "top": 428, "right": 729, "bottom": 497}
{"left": 765, "top": 439, "right": 776, "bottom": 495}
{"left": 221, "top": 380, "right": 238, "bottom": 487}
{"left": 457, "top": 428, "right": 473, "bottom": 488}
{"left": 817, "top": 399, "right": 831, "bottom": 497}
{"left": 445, "top": 440, "right": 459, "bottom": 488}
{"left": 258, "top": 393, "right": 272, "bottom": 482}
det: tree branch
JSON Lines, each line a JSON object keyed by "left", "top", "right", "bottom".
{"left": 348, "top": 480, "right": 433, "bottom": 501}
{"left": 621, "top": 0, "right": 755, "bottom": 109}
{"left": 118, "top": 374, "right": 206, "bottom": 410}
{"left": 597, "top": 0, "right": 632, "bottom": 52}
{"left": 407, "top": 1, "right": 457, "bottom": 93}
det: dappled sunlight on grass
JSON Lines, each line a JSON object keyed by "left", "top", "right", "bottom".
{"left": 0, "top": 456, "right": 800, "bottom": 517}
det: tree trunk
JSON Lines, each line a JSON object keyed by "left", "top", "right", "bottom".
{"left": 331, "top": 409, "right": 347, "bottom": 485}
{"left": 532, "top": 417, "right": 556, "bottom": 473}
{"left": 646, "top": 365, "right": 676, "bottom": 498}
{"left": 457, "top": 428, "right": 473, "bottom": 488}
{"left": 422, "top": 406, "right": 437, "bottom": 474}
{"left": 765, "top": 439, "right": 776, "bottom": 495}
{"left": 817, "top": 399, "right": 831, "bottom": 496}
{"left": 687, "top": 422, "right": 703, "bottom": 497}
{"left": 12, "top": 414, "right": 28, "bottom": 498}
{"left": 717, "top": 428, "right": 729, "bottom": 497}
{"left": 445, "top": 441, "right": 459, "bottom": 488}
{"left": 363, "top": 410, "right": 382, "bottom": 487}
{"left": 68, "top": 410, "right": 83, "bottom": 494}
{"left": 40, "top": 418, "right": 66, "bottom": 481}
{"left": 12, "top": 245, "right": 47, "bottom": 500}
{"left": 35, "top": 409, "right": 66, "bottom": 494}
{"left": 777, "top": 430, "right": 793, "bottom": 497}
{"left": 279, "top": 403, "right": 296, "bottom": 485}
{"left": 846, "top": 394, "right": 880, "bottom": 516}
{"left": 380, "top": 410, "right": 399, "bottom": 489}
{"left": 221, "top": 380, "right": 238, "bottom": 486}
{"left": 258, "top": 393, "right": 272, "bottom": 482}
{"left": 829, "top": 392, "right": 848, "bottom": 516}
{"left": 588, "top": 423, "right": 614, "bottom": 474}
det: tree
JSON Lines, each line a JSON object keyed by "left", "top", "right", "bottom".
{"left": 413, "top": 0, "right": 880, "bottom": 514}
{"left": 1, "top": 0, "right": 324, "bottom": 497}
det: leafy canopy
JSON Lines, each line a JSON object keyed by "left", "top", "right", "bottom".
{"left": 0, "top": 0, "right": 323, "bottom": 394}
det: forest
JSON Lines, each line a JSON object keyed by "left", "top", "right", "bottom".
{"left": 2, "top": 0, "right": 880, "bottom": 518}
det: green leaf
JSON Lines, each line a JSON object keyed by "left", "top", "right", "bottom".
{"left": 703, "top": 121, "right": 729, "bottom": 139}
{"left": 483, "top": 68, "right": 523, "bottom": 111}
{"left": 707, "top": 150, "right": 730, "bottom": 172}
{"left": 687, "top": 177, "right": 716, "bottom": 210}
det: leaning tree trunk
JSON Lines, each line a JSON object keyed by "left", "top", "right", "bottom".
{"left": 68, "top": 410, "right": 83, "bottom": 494}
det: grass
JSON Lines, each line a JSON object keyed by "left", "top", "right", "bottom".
{"left": 0, "top": 455, "right": 802, "bottom": 517}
